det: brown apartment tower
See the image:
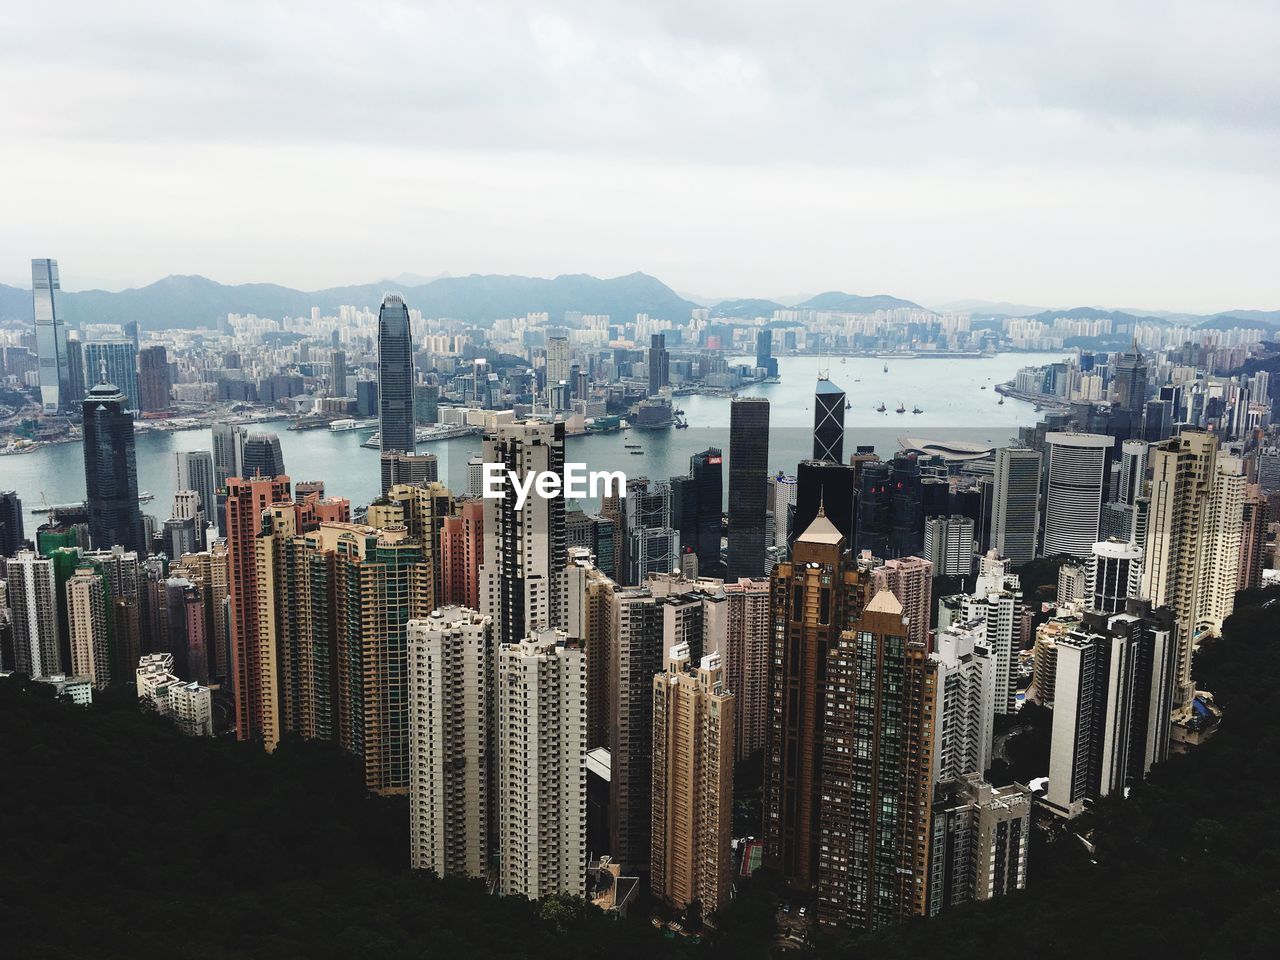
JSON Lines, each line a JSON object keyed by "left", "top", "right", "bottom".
{"left": 763, "top": 507, "right": 867, "bottom": 889}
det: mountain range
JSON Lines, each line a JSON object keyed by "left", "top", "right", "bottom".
{"left": 0, "top": 271, "right": 1275, "bottom": 332}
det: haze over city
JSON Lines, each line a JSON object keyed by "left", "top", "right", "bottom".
{"left": 2, "top": 0, "right": 1278, "bottom": 312}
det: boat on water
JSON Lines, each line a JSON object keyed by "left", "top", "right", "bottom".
{"left": 912, "top": 406, "right": 923, "bottom": 414}
{"left": 625, "top": 443, "right": 642, "bottom": 449}
{"left": 981, "top": 385, "right": 988, "bottom": 390}
{"left": 844, "top": 400, "right": 851, "bottom": 410}
{"left": 883, "top": 363, "right": 889, "bottom": 373}
{"left": 999, "top": 397, "right": 1006, "bottom": 405}
{"left": 630, "top": 449, "right": 644, "bottom": 454}
{"left": 896, "top": 403, "right": 906, "bottom": 414}
{"left": 329, "top": 417, "right": 378, "bottom": 432}
{"left": 876, "top": 402, "right": 887, "bottom": 413}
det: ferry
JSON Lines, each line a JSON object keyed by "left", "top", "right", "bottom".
{"left": 329, "top": 417, "right": 378, "bottom": 432}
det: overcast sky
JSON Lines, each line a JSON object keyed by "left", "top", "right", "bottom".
{"left": 2, "top": 1, "right": 1277, "bottom": 312}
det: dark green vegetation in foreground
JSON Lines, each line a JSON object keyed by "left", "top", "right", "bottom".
{"left": 2, "top": 588, "right": 1278, "bottom": 959}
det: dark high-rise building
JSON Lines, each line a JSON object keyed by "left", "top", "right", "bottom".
{"left": 241, "top": 433, "right": 285, "bottom": 479}
{"left": 764, "top": 509, "right": 868, "bottom": 890}
{"left": 330, "top": 349, "right": 348, "bottom": 396}
{"left": 1142, "top": 398, "right": 1172, "bottom": 443}
{"left": 414, "top": 381, "right": 439, "bottom": 425}
{"left": 727, "top": 398, "right": 769, "bottom": 578}
{"left": 380, "top": 451, "right": 438, "bottom": 494}
{"left": 137, "top": 345, "right": 172, "bottom": 412}
{"left": 356, "top": 379, "right": 379, "bottom": 417}
{"left": 794, "top": 459, "right": 856, "bottom": 545}
{"left": 378, "top": 294, "right": 415, "bottom": 454}
{"left": 648, "top": 333, "right": 669, "bottom": 396}
{"left": 82, "top": 366, "right": 145, "bottom": 554}
{"left": 813, "top": 376, "right": 845, "bottom": 463}
{"left": 0, "top": 491, "right": 25, "bottom": 557}
{"left": 689, "top": 448, "right": 724, "bottom": 577}
{"left": 856, "top": 454, "right": 924, "bottom": 559}
{"left": 82, "top": 340, "right": 140, "bottom": 412}
{"left": 32, "top": 258, "right": 72, "bottom": 415}
{"left": 1114, "top": 340, "right": 1149, "bottom": 415}
{"left": 755, "top": 328, "right": 777, "bottom": 378}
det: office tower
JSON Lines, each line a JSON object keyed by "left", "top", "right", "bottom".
{"left": 794, "top": 459, "right": 855, "bottom": 546}
{"left": 992, "top": 448, "right": 1041, "bottom": 564}
{"left": 668, "top": 476, "right": 697, "bottom": 564}
{"left": 211, "top": 422, "right": 247, "bottom": 491}
{"left": 380, "top": 451, "right": 438, "bottom": 493}
{"left": 1086, "top": 538, "right": 1144, "bottom": 614}
{"left": 408, "top": 608, "right": 494, "bottom": 880}
{"left": 813, "top": 376, "right": 846, "bottom": 463}
{"left": 723, "top": 577, "right": 770, "bottom": 758}
{"left": 466, "top": 455, "right": 485, "bottom": 499}
{"left": 1257, "top": 446, "right": 1280, "bottom": 494}
{"left": 647, "top": 333, "right": 669, "bottom": 396}
{"left": 1114, "top": 340, "right": 1149, "bottom": 414}
{"left": 650, "top": 643, "right": 735, "bottom": 916}
{"left": 816, "top": 590, "right": 936, "bottom": 929}
{"left": 1143, "top": 431, "right": 1243, "bottom": 712}
{"left": 241, "top": 432, "right": 285, "bottom": 479}
{"left": 0, "top": 491, "right": 24, "bottom": 557}
{"left": 175, "top": 451, "right": 216, "bottom": 527}
{"left": 755, "top": 328, "right": 777, "bottom": 378}
{"left": 727, "top": 398, "right": 769, "bottom": 578}
{"left": 927, "top": 776, "right": 1030, "bottom": 915}
{"left": 164, "top": 509, "right": 200, "bottom": 558}
{"left": 330, "top": 349, "right": 348, "bottom": 396}
{"left": 1041, "top": 433, "right": 1112, "bottom": 558}
{"left": 1116, "top": 439, "right": 1148, "bottom": 507}
{"left": 1057, "top": 561, "right": 1087, "bottom": 606}
{"left": 377, "top": 294, "right": 415, "bottom": 454}
{"left": 856, "top": 454, "right": 924, "bottom": 559}
{"left": 1238, "top": 486, "right": 1269, "bottom": 591}
{"left": 64, "top": 337, "right": 85, "bottom": 410}
{"left": 566, "top": 551, "right": 617, "bottom": 750}
{"left": 415, "top": 381, "right": 440, "bottom": 425}
{"left": 1044, "top": 602, "right": 1176, "bottom": 818}
{"left": 869, "top": 555, "right": 933, "bottom": 650}
{"left": 961, "top": 559, "right": 1024, "bottom": 714}
{"left": 496, "top": 629, "right": 586, "bottom": 898}
{"left": 356, "top": 379, "right": 379, "bottom": 416}
{"left": 225, "top": 475, "right": 291, "bottom": 742}
{"left": 766, "top": 472, "right": 798, "bottom": 551}
{"left": 623, "top": 479, "right": 680, "bottom": 585}
{"left": 440, "top": 499, "right": 484, "bottom": 610}
{"left": 81, "top": 340, "right": 140, "bottom": 412}
{"left": 608, "top": 587, "right": 663, "bottom": 871}
{"left": 32, "top": 258, "right": 72, "bottom": 414}
{"left": 923, "top": 514, "right": 976, "bottom": 577}
{"left": 7, "top": 551, "right": 60, "bottom": 678}
{"left": 688, "top": 448, "right": 724, "bottom": 575}
{"left": 82, "top": 368, "right": 145, "bottom": 554}
{"left": 930, "top": 620, "right": 996, "bottom": 783}
{"left": 479, "top": 421, "right": 568, "bottom": 647}
{"left": 764, "top": 510, "right": 867, "bottom": 889}
{"left": 137, "top": 345, "right": 171, "bottom": 412}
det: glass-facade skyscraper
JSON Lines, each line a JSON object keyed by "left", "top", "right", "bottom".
{"left": 32, "top": 258, "right": 72, "bottom": 414}
{"left": 378, "top": 294, "right": 415, "bottom": 454}
{"left": 727, "top": 397, "right": 770, "bottom": 578}
{"left": 813, "top": 376, "right": 846, "bottom": 463}
{"left": 82, "top": 367, "right": 145, "bottom": 554}
{"left": 81, "top": 340, "right": 140, "bottom": 412}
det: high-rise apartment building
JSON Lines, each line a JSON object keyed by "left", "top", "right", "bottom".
{"left": 923, "top": 514, "right": 976, "bottom": 577}
{"left": 961, "top": 559, "right": 1024, "bottom": 715}
{"left": 1086, "top": 538, "right": 1144, "bottom": 614}
{"left": 440, "top": 499, "right": 484, "bottom": 610}
{"left": 545, "top": 336, "right": 570, "bottom": 400}
{"left": 566, "top": 550, "right": 617, "bottom": 750}
{"left": 763, "top": 509, "right": 867, "bottom": 889}
{"left": 7, "top": 550, "right": 60, "bottom": 678}
{"left": 650, "top": 643, "right": 735, "bottom": 916}
{"left": 727, "top": 397, "right": 769, "bottom": 578}
{"left": 1044, "top": 602, "right": 1176, "bottom": 818}
{"left": 929, "top": 620, "right": 996, "bottom": 783}
{"left": 479, "top": 421, "right": 568, "bottom": 647}
{"left": 496, "top": 629, "right": 586, "bottom": 899}
{"left": 1238, "top": 485, "right": 1270, "bottom": 591}
{"left": 137, "top": 345, "right": 171, "bottom": 412}
{"left": 369, "top": 481, "right": 453, "bottom": 610}
{"left": 378, "top": 294, "right": 415, "bottom": 454}
{"left": 813, "top": 376, "right": 846, "bottom": 463}
{"left": 82, "top": 368, "right": 145, "bottom": 554}
{"left": 67, "top": 566, "right": 111, "bottom": 689}
{"left": 723, "top": 577, "right": 770, "bottom": 759}
{"left": 32, "top": 258, "right": 72, "bottom": 414}
{"left": 408, "top": 608, "right": 494, "bottom": 880}
{"left": 1041, "top": 432, "right": 1112, "bottom": 558}
{"left": 175, "top": 451, "right": 216, "bottom": 529}
{"left": 816, "top": 590, "right": 937, "bottom": 929}
{"left": 869, "top": 555, "right": 933, "bottom": 650}
{"left": 992, "top": 447, "right": 1041, "bottom": 564}
{"left": 927, "top": 776, "right": 1030, "bottom": 915}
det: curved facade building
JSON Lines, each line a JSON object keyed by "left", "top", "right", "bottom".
{"left": 1041, "top": 433, "right": 1112, "bottom": 558}
{"left": 378, "top": 294, "right": 415, "bottom": 456}
{"left": 1086, "top": 538, "right": 1143, "bottom": 613}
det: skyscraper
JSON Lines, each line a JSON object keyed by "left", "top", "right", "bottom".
{"left": 755, "top": 328, "right": 777, "bottom": 378}
{"left": 927, "top": 776, "right": 1030, "bottom": 915}
{"left": 479, "top": 420, "right": 568, "bottom": 646}
{"left": 923, "top": 514, "right": 976, "bottom": 577}
{"left": 32, "top": 258, "right": 72, "bottom": 415}
{"left": 622, "top": 479, "right": 680, "bottom": 585}
{"left": 496, "top": 629, "right": 586, "bottom": 898}
{"left": 961, "top": 558, "right": 1025, "bottom": 715}
{"left": 1114, "top": 340, "right": 1149, "bottom": 415}
{"left": 378, "top": 294, "right": 415, "bottom": 454}
{"left": 330, "top": 349, "right": 348, "bottom": 396}
{"left": 82, "top": 367, "right": 145, "bottom": 554}
{"left": 723, "top": 577, "right": 771, "bottom": 759}
{"left": 650, "top": 643, "right": 735, "bottom": 916}
{"left": 727, "top": 397, "right": 769, "bottom": 578}
{"left": 813, "top": 376, "right": 846, "bottom": 463}
{"left": 408, "top": 607, "right": 494, "bottom": 880}
{"left": 992, "top": 447, "right": 1042, "bottom": 564}
{"left": 794, "top": 460, "right": 855, "bottom": 546}
{"left": 379, "top": 451, "right": 438, "bottom": 493}
{"left": 764, "top": 509, "right": 867, "bottom": 889}
{"left": 689, "top": 448, "right": 725, "bottom": 577}
{"left": 1086, "top": 538, "right": 1144, "bottom": 614}
{"left": 929, "top": 620, "right": 996, "bottom": 784}
{"left": 7, "top": 550, "right": 60, "bottom": 678}
{"left": 1041, "top": 433, "right": 1112, "bottom": 558}
{"left": 0, "top": 490, "right": 25, "bottom": 557}
{"left": 648, "top": 333, "right": 669, "bottom": 396}
{"left": 175, "top": 451, "right": 216, "bottom": 530}
{"left": 81, "top": 340, "right": 140, "bottom": 412}
{"left": 241, "top": 432, "right": 285, "bottom": 479}
{"left": 137, "top": 345, "right": 171, "bottom": 412}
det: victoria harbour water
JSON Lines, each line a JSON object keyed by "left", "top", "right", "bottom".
{"left": 1, "top": 352, "right": 1066, "bottom": 530}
